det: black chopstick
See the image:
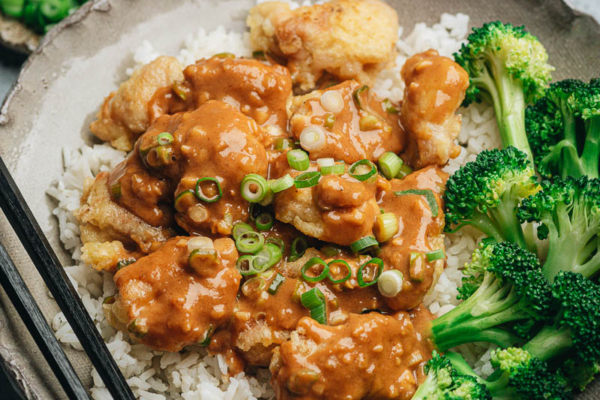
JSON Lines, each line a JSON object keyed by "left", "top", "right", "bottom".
{"left": 0, "top": 242, "right": 89, "bottom": 400}
{"left": 0, "top": 157, "right": 136, "bottom": 400}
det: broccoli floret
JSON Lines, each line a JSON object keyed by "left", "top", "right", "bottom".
{"left": 523, "top": 272, "right": 600, "bottom": 370}
{"left": 446, "top": 349, "right": 572, "bottom": 400}
{"left": 430, "top": 241, "right": 552, "bottom": 351}
{"left": 444, "top": 147, "right": 540, "bottom": 251}
{"left": 411, "top": 351, "right": 491, "bottom": 400}
{"left": 517, "top": 176, "right": 600, "bottom": 282}
{"left": 526, "top": 79, "right": 600, "bottom": 179}
{"left": 454, "top": 21, "right": 554, "bottom": 163}
{"left": 561, "top": 358, "right": 600, "bottom": 392}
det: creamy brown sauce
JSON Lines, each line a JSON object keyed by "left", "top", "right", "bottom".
{"left": 83, "top": 37, "right": 470, "bottom": 399}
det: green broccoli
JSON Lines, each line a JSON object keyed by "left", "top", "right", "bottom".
{"left": 560, "top": 358, "right": 600, "bottom": 392}
{"left": 523, "top": 272, "right": 600, "bottom": 376}
{"left": 446, "top": 349, "right": 572, "bottom": 400}
{"left": 525, "top": 79, "right": 600, "bottom": 179}
{"left": 454, "top": 21, "right": 554, "bottom": 164}
{"left": 517, "top": 176, "right": 600, "bottom": 282}
{"left": 411, "top": 351, "right": 491, "bottom": 400}
{"left": 444, "top": 147, "right": 540, "bottom": 252}
{"left": 430, "top": 241, "right": 552, "bottom": 351}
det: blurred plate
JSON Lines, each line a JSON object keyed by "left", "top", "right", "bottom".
{"left": 0, "top": 0, "right": 599, "bottom": 398}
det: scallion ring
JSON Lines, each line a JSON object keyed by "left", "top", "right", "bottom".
{"left": 373, "top": 213, "right": 399, "bottom": 243}
{"left": 309, "top": 303, "right": 327, "bottom": 325}
{"left": 242, "top": 276, "right": 266, "bottom": 298}
{"left": 271, "top": 174, "right": 294, "bottom": 193}
{"left": 321, "top": 162, "right": 345, "bottom": 175}
{"left": 426, "top": 249, "right": 445, "bottom": 262}
{"left": 349, "top": 159, "right": 377, "bottom": 181}
{"left": 157, "top": 132, "right": 174, "bottom": 146}
{"left": 266, "top": 237, "right": 285, "bottom": 253}
{"left": 174, "top": 190, "right": 196, "bottom": 212}
{"left": 232, "top": 222, "right": 254, "bottom": 240}
{"left": 299, "top": 126, "right": 326, "bottom": 151}
{"left": 301, "top": 287, "right": 325, "bottom": 309}
{"left": 394, "top": 189, "right": 439, "bottom": 217}
{"left": 324, "top": 113, "right": 336, "bottom": 129}
{"left": 378, "top": 270, "right": 404, "bottom": 297}
{"left": 321, "top": 90, "right": 344, "bottom": 113}
{"left": 317, "top": 158, "right": 334, "bottom": 168}
{"left": 301, "top": 257, "right": 330, "bottom": 282}
{"left": 256, "top": 212, "right": 274, "bottom": 231}
{"left": 236, "top": 255, "right": 259, "bottom": 276}
{"left": 241, "top": 174, "right": 268, "bottom": 203}
{"left": 195, "top": 177, "right": 222, "bottom": 203}
{"left": 294, "top": 171, "right": 321, "bottom": 188}
{"left": 327, "top": 260, "right": 351, "bottom": 284}
{"left": 289, "top": 237, "right": 308, "bottom": 261}
{"left": 378, "top": 152, "right": 403, "bottom": 180}
{"left": 395, "top": 163, "right": 413, "bottom": 179}
{"left": 287, "top": 149, "right": 310, "bottom": 171}
{"left": 253, "top": 243, "right": 283, "bottom": 272}
{"left": 357, "top": 258, "right": 384, "bottom": 287}
{"left": 275, "top": 138, "right": 295, "bottom": 150}
{"left": 350, "top": 236, "right": 379, "bottom": 254}
{"left": 268, "top": 273, "right": 286, "bottom": 295}
{"left": 382, "top": 98, "right": 399, "bottom": 114}
{"left": 259, "top": 180, "right": 275, "bottom": 206}
{"left": 352, "top": 85, "right": 369, "bottom": 110}
{"left": 236, "top": 231, "right": 265, "bottom": 254}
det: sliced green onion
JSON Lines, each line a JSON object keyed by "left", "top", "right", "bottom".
{"left": 409, "top": 252, "right": 425, "bottom": 282}
{"left": 268, "top": 273, "right": 286, "bottom": 294}
{"left": 116, "top": 259, "right": 135, "bottom": 271}
{"left": 252, "top": 50, "right": 266, "bottom": 60}
{"left": 271, "top": 174, "right": 294, "bottom": 193}
{"left": 378, "top": 270, "right": 404, "bottom": 297}
{"left": 382, "top": 98, "right": 399, "bottom": 114}
{"left": 236, "top": 231, "right": 265, "bottom": 254}
{"left": 426, "top": 249, "right": 446, "bottom": 262}
{"left": 259, "top": 180, "right": 275, "bottom": 206}
{"left": 157, "top": 132, "right": 174, "bottom": 145}
{"left": 174, "top": 190, "right": 196, "bottom": 212}
{"left": 110, "top": 182, "right": 122, "bottom": 200}
{"left": 301, "top": 287, "right": 325, "bottom": 309}
{"left": 357, "top": 258, "right": 384, "bottom": 287}
{"left": 321, "top": 90, "right": 344, "bottom": 113}
{"left": 350, "top": 236, "right": 379, "bottom": 254}
{"left": 195, "top": 177, "right": 223, "bottom": 203}
{"left": 324, "top": 113, "right": 336, "bottom": 129}
{"left": 275, "top": 138, "right": 295, "bottom": 150}
{"left": 394, "top": 189, "right": 439, "bottom": 217}
{"left": 241, "top": 174, "right": 268, "bottom": 203}
{"left": 327, "top": 260, "right": 351, "bottom": 284}
{"left": 301, "top": 258, "right": 330, "bottom": 282}
{"left": 189, "top": 248, "right": 218, "bottom": 277}
{"left": 214, "top": 52, "right": 235, "bottom": 58}
{"left": 256, "top": 212, "right": 274, "bottom": 231}
{"left": 199, "top": 326, "right": 213, "bottom": 346}
{"left": 349, "top": 159, "right": 377, "bottom": 181}
{"left": 395, "top": 163, "right": 413, "bottom": 179}
{"left": 172, "top": 81, "right": 189, "bottom": 101}
{"left": 378, "top": 152, "right": 403, "bottom": 180}
{"left": 310, "top": 303, "right": 327, "bottom": 325}
{"left": 253, "top": 243, "right": 283, "bottom": 272}
{"left": 299, "top": 126, "right": 326, "bottom": 151}
{"left": 359, "top": 114, "right": 382, "bottom": 131}
{"left": 266, "top": 237, "right": 285, "bottom": 253}
{"left": 353, "top": 85, "right": 369, "bottom": 110}
{"left": 294, "top": 171, "right": 321, "bottom": 188}
{"left": 374, "top": 213, "right": 399, "bottom": 243}
{"left": 321, "top": 162, "right": 345, "bottom": 175}
{"left": 320, "top": 245, "right": 340, "bottom": 257}
{"left": 287, "top": 149, "right": 310, "bottom": 171}
{"left": 155, "top": 145, "right": 173, "bottom": 166}
{"left": 236, "top": 255, "right": 260, "bottom": 276}
{"left": 289, "top": 237, "right": 307, "bottom": 261}
{"left": 233, "top": 222, "right": 254, "bottom": 240}
{"left": 242, "top": 276, "right": 266, "bottom": 298}
{"left": 127, "top": 318, "right": 148, "bottom": 338}
{"left": 317, "top": 158, "right": 334, "bottom": 168}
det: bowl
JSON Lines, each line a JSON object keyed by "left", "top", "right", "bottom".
{"left": 0, "top": 0, "right": 599, "bottom": 398}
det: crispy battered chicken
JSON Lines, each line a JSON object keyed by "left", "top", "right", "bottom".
{"left": 247, "top": 0, "right": 399, "bottom": 91}
{"left": 90, "top": 56, "right": 184, "bottom": 151}
{"left": 400, "top": 49, "right": 470, "bottom": 169}
{"left": 76, "top": 173, "right": 175, "bottom": 271}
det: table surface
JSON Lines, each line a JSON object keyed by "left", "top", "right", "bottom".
{"left": 0, "top": 0, "right": 598, "bottom": 398}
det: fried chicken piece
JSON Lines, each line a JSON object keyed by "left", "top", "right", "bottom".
{"left": 105, "top": 237, "right": 241, "bottom": 352}
{"left": 377, "top": 166, "right": 448, "bottom": 310}
{"left": 270, "top": 308, "right": 434, "bottom": 400}
{"left": 400, "top": 49, "right": 469, "bottom": 169}
{"left": 76, "top": 172, "right": 174, "bottom": 271}
{"left": 289, "top": 81, "right": 404, "bottom": 163}
{"left": 247, "top": 0, "right": 399, "bottom": 91}
{"left": 90, "top": 56, "right": 184, "bottom": 151}
{"left": 272, "top": 157, "right": 381, "bottom": 246}
{"left": 150, "top": 56, "right": 293, "bottom": 140}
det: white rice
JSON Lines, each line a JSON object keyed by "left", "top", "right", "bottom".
{"left": 47, "top": 9, "right": 502, "bottom": 400}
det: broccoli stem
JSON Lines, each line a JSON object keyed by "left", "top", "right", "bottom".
{"left": 522, "top": 325, "right": 573, "bottom": 362}
{"left": 488, "top": 193, "right": 532, "bottom": 252}
{"left": 581, "top": 117, "right": 600, "bottom": 179}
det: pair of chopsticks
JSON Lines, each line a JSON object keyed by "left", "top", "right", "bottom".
{"left": 0, "top": 157, "right": 135, "bottom": 400}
